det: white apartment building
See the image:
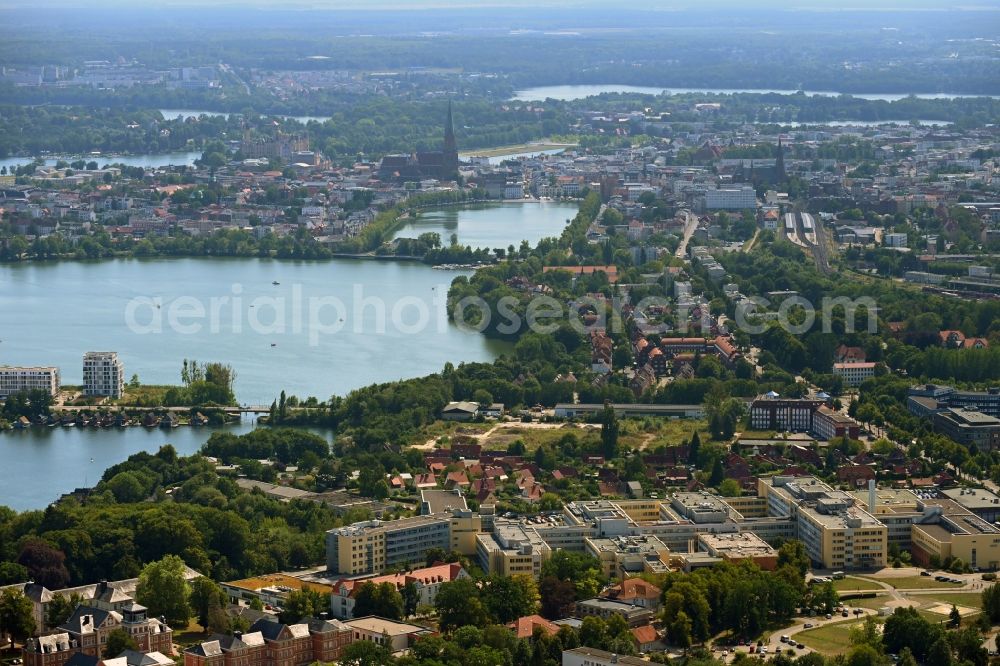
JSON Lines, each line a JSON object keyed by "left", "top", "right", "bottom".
{"left": 705, "top": 185, "right": 757, "bottom": 210}
{"left": 833, "top": 362, "right": 877, "bottom": 387}
{"left": 83, "top": 351, "right": 125, "bottom": 398}
{"left": 0, "top": 366, "right": 60, "bottom": 397}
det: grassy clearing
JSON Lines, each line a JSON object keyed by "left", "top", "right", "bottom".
{"left": 797, "top": 620, "right": 864, "bottom": 655}
{"left": 833, "top": 577, "right": 884, "bottom": 592}
{"left": 910, "top": 592, "right": 983, "bottom": 609}
{"left": 618, "top": 418, "right": 711, "bottom": 451}
{"left": 483, "top": 424, "right": 601, "bottom": 451}
{"left": 849, "top": 596, "right": 891, "bottom": 611}
{"left": 861, "top": 575, "right": 960, "bottom": 590}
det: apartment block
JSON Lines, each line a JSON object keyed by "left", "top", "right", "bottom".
{"left": 749, "top": 394, "right": 823, "bottom": 432}
{"left": 476, "top": 519, "right": 551, "bottom": 577}
{"left": 0, "top": 366, "right": 60, "bottom": 397}
{"left": 832, "top": 362, "right": 877, "bottom": 387}
{"left": 83, "top": 352, "right": 124, "bottom": 398}
{"left": 325, "top": 510, "right": 480, "bottom": 576}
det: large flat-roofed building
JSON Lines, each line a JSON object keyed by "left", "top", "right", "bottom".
{"left": 562, "top": 647, "right": 649, "bottom": 666}
{"left": 573, "top": 598, "right": 656, "bottom": 628}
{"left": 760, "top": 475, "right": 887, "bottom": 569}
{"left": 671, "top": 492, "right": 731, "bottom": 524}
{"left": 583, "top": 534, "right": 670, "bottom": 578}
{"left": 933, "top": 408, "right": 1000, "bottom": 451}
{"left": 554, "top": 403, "right": 704, "bottom": 419}
{"left": 941, "top": 487, "right": 1000, "bottom": 523}
{"left": 750, "top": 395, "right": 823, "bottom": 432}
{"left": 221, "top": 574, "right": 332, "bottom": 608}
{"left": 83, "top": 352, "right": 124, "bottom": 398}
{"left": 476, "top": 519, "right": 551, "bottom": 578}
{"left": 833, "top": 362, "right": 877, "bottom": 387}
{"left": 0, "top": 366, "right": 60, "bottom": 397}
{"left": 697, "top": 532, "right": 778, "bottom": 570}
{"left": 325, "top": 510, "right": 480, "bottom": 576}
{"left": 705, "top": 185, "right": 757, "bottom": 210}
{"left": 911, "top": 502, "right": 1000, "bottom": 571}
{"left": 813, "top": 406, "right": 861, "bottom": 441}
{"left": 908, "top": 385, "right": 1000, "bottom": 419}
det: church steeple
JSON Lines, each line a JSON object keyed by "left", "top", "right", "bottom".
{"left": 443, "top": 100, "right": 457, "bottom": 155}
{"left": 775, "top": 136, "right": 787, "bottom": 182}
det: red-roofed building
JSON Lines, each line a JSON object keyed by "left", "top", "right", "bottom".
{"left": 602, "top": 578, "right": 662, "bottom": 611}
{"left": 331, "top": 563, "right": 468, "bottom": 619}
{"left": 508, "top": 615, "right": 559, "bottom": 639}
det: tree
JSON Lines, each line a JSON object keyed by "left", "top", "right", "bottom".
{"left": 579, "top": 616, "right": 608, "bottom": 650}
{"left": 669, "top": 610, "right": 693, "bottom": 650}
{"left": 777, "top": 540, "right": 811, "bottom": 578}
{"left": 926, "top": 636, "right": 952, "bottom": 666}
{"left": 16, "top": 538, "right": 70, "bottom": 589}
{"left": 103, "top": 628, "right": 139, "bottom": 658}
{"left": 435, "top": 578, "right": 488, "bottom": 633}
{"left": 279, "top": 588, "right": 327, "bottom": 624}
{"left": 189, "top": 578, "right": 225, "bottom": 630}
{"left": 341, "top": 639, "right": 395, "bottom": 666}
{"left": 135, "top": 555, "right": 191, "bottom": 627}
{"left": 353, "top": 582, "right": 404, "bottom": 621}
{"left": 482, "top": 575, "right": 539, "bottom": 624}
{"left": 0, "top": 589, "right": 36, "bottom": 644}
{"left": 0, "top": 563, "right": 29, "bottom": 586}
{"left": 601, "top": 403, "right": 619, "bottom": 458}
{"left": 688, "top": 431, "right": 702, "bottom": 464}
{"left": 45, "top": 593, "right": 82, "bottom": 629}
{"left": 949, "top": 604, "right": 961, "bottom": 627}
{"left": 709, "top": 458, "right": 725, "bottom": 485}
{"left": 401, "top": 581, "right": 419, "bottom": 617}
{"left": 719, "top": 478, "right": 741, "bottom": 497}
{"left": 539, "top": 575, "right": 576, "bottom": 619}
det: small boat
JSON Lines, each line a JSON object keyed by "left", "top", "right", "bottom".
{"left": 270, "top": 343, "right": 277, "bottom": 347}
{"left": 272, "top": 281, "right": 280, "bottom": 285}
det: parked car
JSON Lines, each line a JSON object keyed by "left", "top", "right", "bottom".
{"left": 825, "top": 613, "right": 832, "bottom": 619}
{"left": 797, "top": 644, "right": 806, "bottom": 650}
{"left": 921, "top": 571, "right": 932, "bottom": 577}
{"left": 803, "top": 623, "right": 814, "bottom": 629}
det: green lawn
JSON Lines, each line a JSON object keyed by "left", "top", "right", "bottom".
{"left": 910, "top": 592, "right": 984, "bottom": 609}
{"left": 797, "top": 620, "right": 865, "bottom": 655}
{"left": 861, "top": 575, "right": 960, "bottom": 590}
{"left": 832, "top": 577, "right": 883, "bottom": 592}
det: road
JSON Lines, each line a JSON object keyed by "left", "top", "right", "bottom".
{"left": 675, "top": 209, "right": 700, "bottom": 259}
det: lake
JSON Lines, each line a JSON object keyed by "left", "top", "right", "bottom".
{"left": 159, "top": 109, "right": 330, "bottom": 124}
{"left": 512, "top": 84, "right": 1000, "bottom": 102}
{"left": 391, "top": 201, "right": 578, "bottom": 250}
{"left": 1, "top": 202, "right": 574, "bottom": 508}
{"left": 0, "top": 152, "right": 202, "bottom": 172}
{"left": 0, "top": 419, "right": 285, "bottom": 511}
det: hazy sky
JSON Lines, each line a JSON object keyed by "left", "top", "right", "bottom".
{"left": 3, "top": 0, "right": 999, "bottom": 8}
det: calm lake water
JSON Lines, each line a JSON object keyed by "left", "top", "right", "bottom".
{"left": 391, "top": 201, "right": 578, "bottom": 250}
{"left": 1, "top": 203, "right": 568, "bottom": 509}
{"left": 158, "top": 109, "right": 330, "bottom": 124}
{"left": 0, "top": 152, "right": 202, "bottom": 171}
{"left": 512, "top": 84, "right": 1000, "bottom": 102}
{"left": 0, "top": 420, "right": 282, "bottom": 511}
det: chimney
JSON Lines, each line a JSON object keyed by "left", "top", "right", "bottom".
{"left": 868, "top": 479, "right": 876, "bottom": 512}
{"left": 99, "top": 579, "right": 108, "bottom": 593}
{"left": 319, "top": 612, "right": 329, "bottom": 620}
{"left": 234, "top": 631, "right": 243, "bottom": 640}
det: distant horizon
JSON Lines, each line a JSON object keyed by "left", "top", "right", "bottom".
{"left": 2, "top": 0, "right": 998, "bottom": 10}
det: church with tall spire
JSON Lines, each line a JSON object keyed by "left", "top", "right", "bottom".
{"left": 377, "top": 101, "right": 461, "bottom": 182}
